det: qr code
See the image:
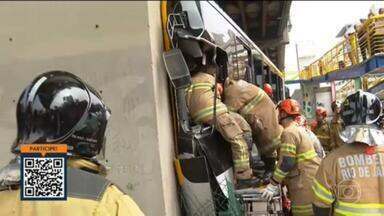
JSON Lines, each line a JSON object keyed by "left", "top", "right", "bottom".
{"left": 22, "top": 157, "right": 66, "bottom": 199}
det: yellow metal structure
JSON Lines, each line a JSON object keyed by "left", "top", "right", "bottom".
{"left": 363, "top": 75, "right": 384, "bottom": 90}
{"left": 357, "top": 14, "right": 384, "bottom": 59}
{"left": 299, "top": 14, "right": 384, "bottom": 80}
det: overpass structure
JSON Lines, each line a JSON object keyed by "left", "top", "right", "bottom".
{"left": 216, "top": 1, "right": 292, "bottom": 71}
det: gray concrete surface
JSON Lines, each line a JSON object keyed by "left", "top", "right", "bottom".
{"left": 0, "top": 1, "right": 179, "bottom": 215}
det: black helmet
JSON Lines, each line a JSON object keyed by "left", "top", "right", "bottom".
{"left": 341, "top": 90, "right": 382, "bottom": 126}
{"left": 12, "top": 71, "right": 111, "bottom": 157}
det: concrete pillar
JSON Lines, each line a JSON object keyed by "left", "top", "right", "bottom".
{"left": 0, "top": 2, "right": 179, "bottom": 215}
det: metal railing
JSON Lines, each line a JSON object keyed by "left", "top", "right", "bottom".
{"left": 364, "top": 75, "right": 384, "bottom": 90}
{"left": 299, "top": 14, "right": 384, "bottom": 80}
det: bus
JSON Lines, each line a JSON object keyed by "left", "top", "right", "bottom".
{"left": 161, "top": 1, "right": 285, "bottom": 215}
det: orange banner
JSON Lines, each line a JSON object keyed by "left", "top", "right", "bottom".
{"left": 20, "top": 144, "right": 67, "bottom": 157}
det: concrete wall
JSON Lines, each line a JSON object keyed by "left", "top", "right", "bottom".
{"left": 147, "top": 2, "right": 180, "bottom": 215}
{"left": 0, "top": 2, "right": 178, "bottom": 215}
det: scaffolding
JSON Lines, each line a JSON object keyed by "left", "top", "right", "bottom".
{"left": 299, "top": 13, "right": 384, "bottom": 80}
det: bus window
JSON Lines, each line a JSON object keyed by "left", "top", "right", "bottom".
{"left": 227, "top": 37, "right": 251, "bottom": 81}
{"left": 253, "top": 57, "right": 264, "bottom": 86}
{"left": 236, "top": 37, "right": 254, "bottom": 83}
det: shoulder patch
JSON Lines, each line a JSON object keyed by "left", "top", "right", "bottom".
{"left": 68, "top": 167, "right": 111, "bottom": 201}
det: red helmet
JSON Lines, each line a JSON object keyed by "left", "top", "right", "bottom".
{"left": 277, "top": 99, "right": 301, "bottom": 116}
{"left": 316, "top": 107, "right": 327, "bottom": 117}
{"left": 263, "top": 83, "right": 273, "bottom": 96}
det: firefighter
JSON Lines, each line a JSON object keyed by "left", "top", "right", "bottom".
{"left": 0, "top": 71, "right": 144, "bottom": 215}
{"left": 186, "top": 65, "right": 258, "bottom": 188}
{"left": 223, "top": 78, "right": 283, "bottom": 177}
{"left": 330, "top": 100, "right": 344, "bottom": 149}
{"left": 313, "top": 107, "right": 333, "bottom": 153}
{"left": 296, "top": 116, "right": 325, "bottom": 159}
{"left": 217, "top": 83, "right": 253, "bottom": 150}
{"left": 261, "top": 99, "right": 322, "bottom": 215}
{"left": 312, "top": 90, "right": 384, "bottom": 215}
{"left": 217, "top": 82, "right": 262, "bottom": 179}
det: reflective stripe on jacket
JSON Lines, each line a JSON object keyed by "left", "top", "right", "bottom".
{"left": 186, "top": 72, "right": 228, "bottom": 123}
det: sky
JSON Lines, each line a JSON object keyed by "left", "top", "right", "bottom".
{"left": 285, "top": 1, "right": 384, "bottom": 93}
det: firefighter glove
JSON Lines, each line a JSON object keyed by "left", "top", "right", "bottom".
{"left": 261, "top": 183, "right": 279, "bottom": 201}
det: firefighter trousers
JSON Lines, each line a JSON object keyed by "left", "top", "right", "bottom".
{"left": 208, "top": 112, "right": 251, "bottom": 178}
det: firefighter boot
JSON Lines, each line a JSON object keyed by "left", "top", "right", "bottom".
{"left": 235, "top": 169, "right": 262, "bottom": 189}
